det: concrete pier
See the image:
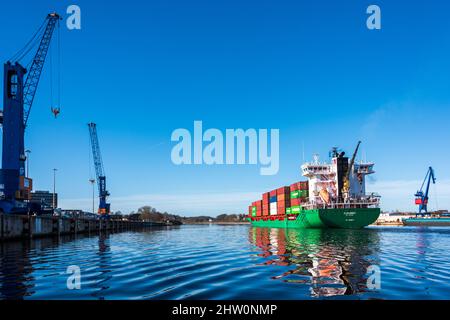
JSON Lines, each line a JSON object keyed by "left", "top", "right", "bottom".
{"left": 0, "top": 214, "right": 169, "bottom": 241}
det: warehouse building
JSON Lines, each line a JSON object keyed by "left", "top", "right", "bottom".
{"left": 30, "top": 190, "right": 58, "bottom": 208}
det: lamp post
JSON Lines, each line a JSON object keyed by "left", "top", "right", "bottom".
{"left": 25, "top": 150, "right": 31, "bottom": 178}
{"left": 53, "top": 168, "right": 58, "bottom": 210}
{"left": 89, "top": 178, "right": 95, "bottom": 214}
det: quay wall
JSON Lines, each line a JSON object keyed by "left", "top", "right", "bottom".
{"left": 0, "top": 214, "right": 168, "bottom": 241}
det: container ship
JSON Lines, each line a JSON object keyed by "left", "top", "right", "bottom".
{"left": 248, "top": 142, "right": 381, "bottom": 229}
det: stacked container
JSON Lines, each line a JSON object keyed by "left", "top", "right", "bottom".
{"left": 277, "top": 186, "right": 290, "bottom": 216}
{"left": 288, "top": 181, "right": 309, "bottom": 215}
{"left": 249, "top": 205, "right": 256, "bottom": 217}
{"left": 289, "top": 184, "right": 301, "bottom": 215}
{"left": 255, "top": 200, "right": 262, "bottom": 217}
{"left": 269, "top": 189, "right": 277, "bottom": 216}
{"left": 262, "top": 192, "right": 270, "bottom": 216}
{"left": 248, "top": 181, "right": 309, "bottom": 219}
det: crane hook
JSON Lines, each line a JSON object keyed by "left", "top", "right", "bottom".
{"left": 51, "top": 107, "right": 60, "bottom": 118}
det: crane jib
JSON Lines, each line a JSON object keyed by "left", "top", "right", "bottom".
{"left": 23, "top": 14, "right": 60, "bottom": 127}
{"left": 88, "top": 123, "right": 111, "bottom": 215}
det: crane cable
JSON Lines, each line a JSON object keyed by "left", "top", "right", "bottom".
{"left": 9, "top": 19, "right": 46, "bottom": 63}
{"left": 57, "top": 19, "right": 61, "bottom": 110}
{"left": 50, "top": 33, "right": 54, "bottom": 108}
{"left": 49, "top": 20, "right": 61, "bottom": 117}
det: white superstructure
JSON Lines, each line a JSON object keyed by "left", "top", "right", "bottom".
{"left": 301, "top": 151, "right": 380, "bottom": 209}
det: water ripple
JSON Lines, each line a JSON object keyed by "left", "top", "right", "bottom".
{"left": 1, "top": 225, "right": 450, "bottom": 299}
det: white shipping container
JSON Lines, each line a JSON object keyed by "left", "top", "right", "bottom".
{"left": 270, "top": 203, "right": 278, "bottom": 216}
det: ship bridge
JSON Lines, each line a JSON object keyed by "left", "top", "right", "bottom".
{"left": 301, "top": 163, "right": 334, "bottom": 177}
{"left": 355, "top": 162, "right": 375, "bottom": 175}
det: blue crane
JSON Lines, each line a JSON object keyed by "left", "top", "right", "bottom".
{"left": 88, "top": 123, "right": 111, "bottom": 216}
{"left": 414, "top": 167, "right": 436, "bottom": 216}
{"left": 0, "top": 13, "right": 60, "bottom": 214}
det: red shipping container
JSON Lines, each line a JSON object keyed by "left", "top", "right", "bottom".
{"left": 277, "top": 187, "right": 289, "bottom": 195}
{"left": 290, "top": 183, "right": 299, "bottom": 191}
{"left": 256, "top": 209, "right": 262, "bottom": 217}
{"left": 262, "top": 208, "right": 270, "bottom": 216}
{"left": 248, "top": 206, "right": 253, "bottom": 215}
{"left": 291, "top": 198, "right": 300, "bottom": 206}
{"left": 262, "top": 192, "right": 270, "bottom": 200}
{"left": 270, "top": 190, "right": 277, "bottom": 197}
{"left": 298, "top": 181, "right": 309, "bottom": 190}
{"left": 415, "top": 199, "right": 428, "bottom": 205}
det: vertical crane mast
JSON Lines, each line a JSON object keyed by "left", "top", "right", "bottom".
{"left": 88, "top": 123, "right": 110, "bottom": 216}
{"left": 0, "top": 13, "right": 60, "bottom": 213}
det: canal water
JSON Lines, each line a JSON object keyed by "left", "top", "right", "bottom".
{"left": 1, "top": 225, "right": 450, "bottom": 300}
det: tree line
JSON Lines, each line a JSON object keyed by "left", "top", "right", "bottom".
{"left": 111, "top": 206, "right": 248, "bottom": 224}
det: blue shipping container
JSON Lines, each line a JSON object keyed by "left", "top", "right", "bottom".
{"left": 270, "top": 196, "right": 277, "bottom": 203}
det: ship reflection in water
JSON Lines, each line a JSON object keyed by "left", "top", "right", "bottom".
{"left": 249, "top": 227, "right": 381, "bottom": 298}
{"left": 2, "top": 225, "right": 450, "bottom": 299}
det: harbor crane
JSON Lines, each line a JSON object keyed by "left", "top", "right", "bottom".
{"left": 88, "top": 123, "right": 111, "bottom": 216}
{"left": 0, "top": 13, "right": 61, "bottom": 214}
{"left": 415, "top": 167, "right": 436, "bottom": 216}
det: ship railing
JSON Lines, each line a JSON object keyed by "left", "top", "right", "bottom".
{"left": 301, "top": 165, "right": 333, "bottom": 174}
{"left": 365, "top": 192, "right": 381, "bottom": 198}
{"left": 302, "top": 169, "right": 333, "bottom": 175}
{"left": 303, "top": 199, "right": 380, "bottom": 210}
{"left": 356, "top": 168, "right": 375, "bottom": 174}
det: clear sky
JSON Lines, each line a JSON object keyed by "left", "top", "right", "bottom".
{"left": 1, "top": 0, "right": 450, "bottom": 215}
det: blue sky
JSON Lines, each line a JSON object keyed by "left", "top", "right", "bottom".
{"left": 1, "top": 0, "right": 450, "bottom": 215}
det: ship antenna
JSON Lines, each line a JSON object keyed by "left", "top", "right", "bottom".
{"left": 302, "top": 141, "right": 305, "bottom": 163}
{"left": 313, "top": 154, "right": 319, "bottom": 164}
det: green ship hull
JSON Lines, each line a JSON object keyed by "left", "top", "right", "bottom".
{"left": 251, "top": 208, "right": 380, "bottom": 229}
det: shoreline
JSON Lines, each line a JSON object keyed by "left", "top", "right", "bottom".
{"left": 183, "top": 222, "right": 250, "bottom": 225}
